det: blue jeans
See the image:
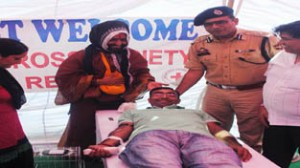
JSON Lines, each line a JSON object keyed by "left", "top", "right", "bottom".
{"left": 119, "top": 130, "right": 242, "bottom": 168}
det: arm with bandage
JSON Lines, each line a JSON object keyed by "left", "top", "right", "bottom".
{"left": 207, "top": 122, "right": 252, "bottom": 162}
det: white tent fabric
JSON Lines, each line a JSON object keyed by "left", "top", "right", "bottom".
{"left": 1, "top": 0, "right": 300, "bottom": 144}
{"left": 2, "top": 0, "right": 299, "bottom": 29}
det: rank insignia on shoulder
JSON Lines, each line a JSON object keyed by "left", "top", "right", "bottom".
{"left": 197, "top": 47, "right": 210, "bottom": 56}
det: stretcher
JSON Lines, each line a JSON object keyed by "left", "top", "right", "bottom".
{"left": 95, "top": 110, "right": 280, "bottom": 168}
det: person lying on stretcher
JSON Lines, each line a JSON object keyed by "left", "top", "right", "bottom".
{"left": 85, "top": 87, "right": 252, "bottom": 168}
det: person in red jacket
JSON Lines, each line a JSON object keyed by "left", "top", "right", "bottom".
{"left": 0, "top": 38, "right": 34, "bottom": 168}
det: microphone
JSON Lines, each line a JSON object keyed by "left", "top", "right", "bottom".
{"left": 238, "top": 57, "right": 268, "bottom": 65}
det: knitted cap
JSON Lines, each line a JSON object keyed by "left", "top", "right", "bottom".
{"left": 89, "top": 20, "right": 129, "bottom": 50}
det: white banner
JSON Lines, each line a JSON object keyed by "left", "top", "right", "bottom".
{"left": 0, "top": 17, "right": 205, "bottom": 92}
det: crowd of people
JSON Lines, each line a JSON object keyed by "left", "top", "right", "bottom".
{"left": 0, "top": 5, "right": 299, "bottom": 168}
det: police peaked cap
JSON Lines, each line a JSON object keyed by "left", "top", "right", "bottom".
{"left": 194, "top": 6, "right": 234, "bottom": 26}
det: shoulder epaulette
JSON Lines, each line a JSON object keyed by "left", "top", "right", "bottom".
{"left": 194, "top": 35, "right": 213, "bottom": 43}
{"left": 235, "top": 33, "right": 243, "bottom": 40}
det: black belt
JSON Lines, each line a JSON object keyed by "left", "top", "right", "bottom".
{"left": 206, "top": 81, "right": 265, "bottom": 90}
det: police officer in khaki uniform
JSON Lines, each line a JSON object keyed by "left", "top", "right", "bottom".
{"left": 176, "top": 6, "right": 279, "bottom": 152}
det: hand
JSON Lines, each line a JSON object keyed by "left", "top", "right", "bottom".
{"left": 259, "top": 105, "right": 269, "bottom": 127}
{"left": 85, "top": 144, "right": 113, "bottom": 157}
{"left": 95, "top": 76, "right": 125, "bottom": 86}
{"left": 147, "top": 82, "right": 168, "bottom": 90}
{"left": 231, "top": 145, "right": 252, "bottom": 162}
{"left": 224, "top": 136, "right": 252, "bottom": 162}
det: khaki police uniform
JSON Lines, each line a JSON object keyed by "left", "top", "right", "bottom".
{"left": 185, "top": 29, "right": 278, "bottom": 150}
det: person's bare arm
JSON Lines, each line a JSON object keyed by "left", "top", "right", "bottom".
{"left": 175, "top": 69, "right": 204, "bottom": 95}
{"left": 207, "top": 122, "right": 252, "bottom": 162}
{"left": 87, "top": 122, "right": 134, "bottom": 157}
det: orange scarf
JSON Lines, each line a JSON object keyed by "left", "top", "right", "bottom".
{"left": 99, "top": 53, "right": 126, "bottom": 95}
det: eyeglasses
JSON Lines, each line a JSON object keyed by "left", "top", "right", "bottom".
{"left": 275, "top": 33, "right": 299, "bottom": 41}
{"left": 279, "top": 37, "right": 298, "bottom": 41}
